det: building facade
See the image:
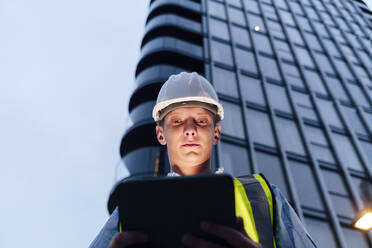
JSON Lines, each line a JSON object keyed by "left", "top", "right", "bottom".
{"left": 112, "top": 0, "right": 372, "bottom": 247}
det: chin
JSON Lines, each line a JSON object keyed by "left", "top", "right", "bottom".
{"left": 181, "top": 156, "right": 208, "bottom": 166}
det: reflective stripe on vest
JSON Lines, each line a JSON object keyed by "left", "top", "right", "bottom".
{"left": 234, "top": 174, "right": 276, "bottom": 248}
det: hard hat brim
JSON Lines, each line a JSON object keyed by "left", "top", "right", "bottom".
{"left": 152, "top": 96, "right": 224, "bottom": 123}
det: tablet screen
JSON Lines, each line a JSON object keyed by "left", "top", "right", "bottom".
{"left": 115, "top": 174, "right": 236, "bottom": 248}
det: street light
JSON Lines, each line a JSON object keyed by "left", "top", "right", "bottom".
{"left": 354, "top": 181, "right": 372, "bottom": 231}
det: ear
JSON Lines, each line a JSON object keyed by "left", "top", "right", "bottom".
{"left": 213, "top": 125, "right": 221, "bottom": 145}
{"left": 156, "top": 125, "right": 167, "bottom": 145}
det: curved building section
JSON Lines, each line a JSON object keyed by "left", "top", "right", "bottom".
{"left": 118, "top": 0, "right": 204, "bottom": 180}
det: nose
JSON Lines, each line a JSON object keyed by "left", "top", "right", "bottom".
{"left": 183, "top": 119, "right": 197, "bottom": 137}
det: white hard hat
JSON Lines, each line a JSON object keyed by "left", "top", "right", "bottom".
{"left": 152, "top": 72, "right": 224, "bottom": 123}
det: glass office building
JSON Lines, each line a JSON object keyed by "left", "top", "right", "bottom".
{"left": 111, "top": 0, "right": 372, "bottom": 247}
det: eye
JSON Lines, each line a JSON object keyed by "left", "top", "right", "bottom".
{"left": 197, "top": 119, "right": 208, "bottom": 125}
{"left": 172, "top": 119, "right": 182, "bottom": 124}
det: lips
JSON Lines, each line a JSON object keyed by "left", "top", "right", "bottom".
{"left": 182, "top": 144, "right": 200, "bottom": 147}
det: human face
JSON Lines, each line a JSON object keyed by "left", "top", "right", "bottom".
{"left": 155, "top": 107, "right": 221, "bottom": 175}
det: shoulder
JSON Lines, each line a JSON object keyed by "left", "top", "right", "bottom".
{"left": 88, "top": 208, "right": 119, "bottom": 248}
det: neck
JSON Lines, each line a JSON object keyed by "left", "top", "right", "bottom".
{"left": 171, "top": 159, "right": 212, "bottom": 176}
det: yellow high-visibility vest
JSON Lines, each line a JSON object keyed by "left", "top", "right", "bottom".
{"left": 234, "top": 173, "right": 276, "bottom": 248}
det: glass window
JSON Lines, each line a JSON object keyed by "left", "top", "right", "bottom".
{"left": 330, "top": 192, "right": 355, "bottom": 218}
{"left": 277, "top": 117, "right": 306, "bottom": 156}
{"left": 231, "top": 25, "right": 250, "bottom": 47}
{"left": 240, "top": 75, "right": 266, "bottom": 106}
{"left": 247, "top": 13, "right": 266, "bottom": 33}
{"left": 317, "top": 99, "right": 343, "bottom": 128}
{"left": 322, "top": 169, "right": 348, "bottom": 195}
{"left": 267, "top": 19, "right": 285, "bottom": 39}
{"left": 219, "top": 141, "right": 250, "bottom": 176}
{"left": 313, "top": 52, "right": 335, "bottom": 75}
{"left": 210, "top": 18, "right": 230, "bottom": 41}
{"left": 304, "top": 6, "right": 320, "bottom": 21}
{"left": 313, "top": 0, "right": 326, "bottom": 11}
{"left": 329, "top": 27, "right": 344, "bottom": 43}
{"left": 305, "top": 218, "right": 338, "bottom": 248}
{"left": 331, "top": 133, "right": 364, "bottom": 171}
{"left": 226, "top": 0, "right": 241, "bottom": 8}
{"left": 320, "top": 11, "right": 335, "bottom": 26}
{"left": 304, "top": 32, "right": 322, "bottom": 51}
{"left": 258, "top": 55, "right": 281, "bottom": 81}
{"left": 357, "top": 50, "right": 372, "bottom": 70}
{"left": 313, "top": 21, "right": 329, "bottom": 38}
{"left": 276, "top": 0, "right": 288, "bottom": 9}
{"left": 255, "top": 151, "right": 290, "bottom": 199}
{"left": 289, "top": 1, "right": 304, "bottom": 15}
{"left": 339, "top": 44, "right": 358, "bottom": 64}
{"left": 345, "top": 33, "right": 362, "bottom": 49}
{"left": 335, "top": 17, "right": 350, "bottom": 32}
{"left": 366, "top": 112, "right": 372, "bottom": 130}
{"left": 325, "top": 76, "right": 350, "bottom": 102}
{"left": 290, "top": 161, "right": 325, "bottom": 210}
{"left": 246, "top": 108, "right": 276, "bottom": 147}
{"left": 342, "top": 227, "right": 370, "bottom": 248}
{"left": 322, "top": 169, "right": 355, "bottom": 218}
{"left": 208, "top": 0, "right": 226, "bottom": 19}
{"left": 244, "top": 0, "right": 260, "bottom": 14}
{"left": 342, "top": 106, "right": 368, "bottom": 136}
{"left": 305, "top": 125, "right": 327, "bottom": 145}
{"left": 295, "top": 15, "right": 312, "bottom": 32}
{"left": 322, "top": 38, "right": 341, "bottom": 58}
{"left": 279, "top": 10, "right": 295, "bottom": 26}
{"left": 266, "top": 83, "right": 291, "bottom": 113}
{"left": 261, "top": 4, "right": 276, "bottom": 20}
{"left": 220, "top": 101, "right": 246, "bottom": 139}
{"left": 353, "top": 65, "right": 370, "bottom": 86}
{"left": 236, "top": 48, "right": 257, "bottom": 74}
{"left": 303, "top": 69, "right": 327, "bottom": 95}
{"left": 327, "top": 4, "right": 339, "bottom": 16}
{"left": 124, "top": 147, "right": 158, "bottom": 175}
{"left": 212, "top": 66, "right": 238, "bottom": 97}
{"left": 352, "top": 176, "right": 372, "bottom": 208}
{"left": 346, "top": 83, "right": 370, "bottom": 108}
{"left": 360, "top": 140, "right": 372, "bottom": 169}
{"left": 282, "top": 62, "right": 304, "bottom": 88}
{"left": 333, "top": 58, "right": 355, "bottom": 81}
{"left": 293, "top": 45, "right": 314, "bottom": 68}
{"left": 274, "top": 39, "right": 294, "bottom": 62}
{"left": 350, "top": 22, "right": 363, "bottom": 36}
{"left": 211, "top": 40, "right": 233, "bottom": 66}
{"left": 286, "top": 26, "right": 304, "bottom": 46}
{"left": 228, "top": 7, "right": 245, "bottom": 26}
{"left": 311, "top": 143, "right": 336, "bottom": 164}
{"left": 252, "top": 32, "right": 272, "bottom": 54}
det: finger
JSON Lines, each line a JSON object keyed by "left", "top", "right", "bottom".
{"left": 108, "top": 231, "right": 148, "bottom": 248}
{"left": 201, "top": 221, "right": 259, "bottom": 248}
{"left": 182, "top": 234, "right": 226, "bottom": 248}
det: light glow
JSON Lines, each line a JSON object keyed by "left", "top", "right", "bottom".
{"left": 354, "top": 212, "right": 372, "bottom": 231}
{"left": 254, "top": 25, "right": 260, "bottom": 31}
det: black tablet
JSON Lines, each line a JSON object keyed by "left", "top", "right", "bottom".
{"left": 114, "top": 174, "right": 236, "bottom": 248}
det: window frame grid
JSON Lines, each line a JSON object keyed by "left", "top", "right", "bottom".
{"left": 204, "top": 0, "right": 254, "bottom": 174}
{"left": 285, "top": 0, "right": 372, "bottom": 246}
{"left": 321, "top": 1, "right": 372, "bottom": 108}
{"left": 272, "top": 0, "right": 357, "bottom": 247}
{"left": 340, "top": 0, "right": 372, "bottom": 42}
{"left": 244, "top": 0, "right": 308, "bottom": 221}
{"left": 308, "top": 0, "right": 372, "bottom": 176}
{"left": 204, "top": 1, "right": 372, "bottom": 246}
